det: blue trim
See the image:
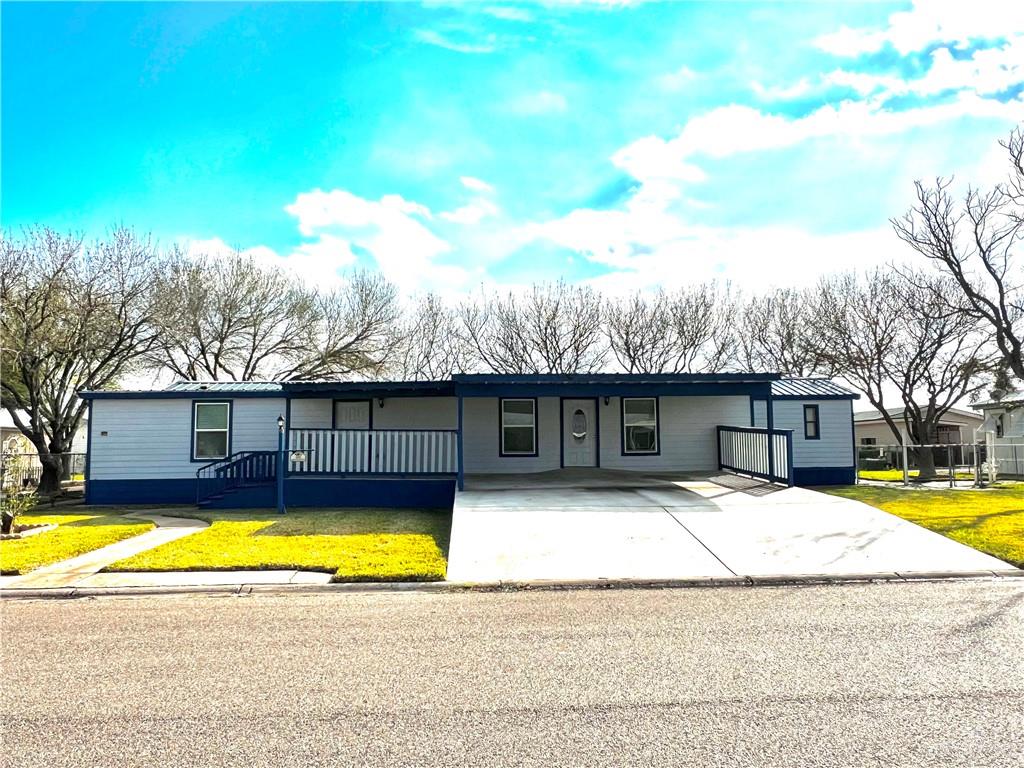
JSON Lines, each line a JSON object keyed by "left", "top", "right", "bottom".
{"left": 803, "top": 404, "right": 821, "bottom": 440}
{"left": 84, "top": 400, "right": 94, "bottom": 503}
{"left": 620, "top": 396, "right": 661, "bottom": 457}
{"left": 766, "top": 389, "right": 776, "bottom": 481}
{"left": 749, "top": 396, "right": 755, "bottom": 427}
{"left": 498, "top": 397, "right": 539, "bottom": 458}
{"left": 559, "top": 396, "right": 600, "bottom": 468}
{"left": 454, "top": 373, "right": 780, "bottom": 384}
{"left": 457, "top": 395, "right": 464, "bottom": 491}
{"left": 849, "top": 399, "right": 858, "bottom": 485}
{"left": 87, "top": 476, "right": 457, "bottom": 508}
{"left": 456, "top": 381, "right": 773, "bottom": 398}
{"left": 793, "top": 466, "right": 856, "bottom": 486}
{"left": 190, "top": 400, "right": 233, "bottom": 462}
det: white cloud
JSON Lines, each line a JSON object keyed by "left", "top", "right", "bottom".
{"left": 482, "top": 5, "right": 533, "bottom": 22}
{"left": 751, "top": 78, "right": 814, "bottom": 101}
{"left": 284, "top": 189, "right": 463, "bottom": 291}
{"left": 461, "top": 175, "right": 495, "bottom": 193}
{"left": 441, "top": 198, "right": 500, "bottom": 225}
{"left": 615, "top": 92, "right": 1024, "bottom": 175}
{"left": 413, "top": 29, "right": 497, "bottom": 54}
{"left": 825, "top": 39, "right": 1024, "bottom": 98}
{"left": 657, "top": 65, "right": 698, "bottom": 92}
{"left": 507, "top": 90, "right": 568, "bottom": 115}
{"left": 814, "top": 0, "right": 1024, "bottom": 56}
{"left": 181, "top": 235, "right": 358, "bottom": 289}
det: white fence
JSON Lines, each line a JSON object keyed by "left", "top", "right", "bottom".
{"left": 856, "top": 441, "right": 1024, "bottom": 485}
{"left": 287, "top": 429, "right": 458, "bottom": 475}
{"left": 716, "top": 426, "right": 793, "bottom": 485}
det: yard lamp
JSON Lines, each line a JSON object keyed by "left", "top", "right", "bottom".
{"left": 276, "top": 414, "right": 286, "bottom": 515}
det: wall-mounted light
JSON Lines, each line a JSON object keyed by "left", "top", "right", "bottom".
{"left": 378, "top": 398, "right": 385, "bottom": 408}
{"left": 276, "top": 414, "right": 285, "bottom": 432}
{"left": 603, "top": 397, "right": 610, "bottom": 406}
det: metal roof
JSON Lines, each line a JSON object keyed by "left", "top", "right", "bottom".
{"left": 165, "top": 381, "right": 284, "bottom": 392}
{"left": 854, "top": 406, "right": 981, "bottom": 423}
{"left": 770, "top": 379, "right": 858, "bottom": 399}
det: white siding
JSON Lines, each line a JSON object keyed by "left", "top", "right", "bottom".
{"left": 771, "top": 399, "right": 853, "bottom": 468}
{"left": 90, "top": 397, "right": 284, "bottom": 480}
{"left": 600, "top": 396, "right": 749, "bottom": 472}
{"left": 289, "top": 398, "right": 332, "bottom": 429}
{"left": 462, "top": 397, "right": 560, "bottom": 473}
{"left": 374, "top": 397, "right": 457, "bottom": 430}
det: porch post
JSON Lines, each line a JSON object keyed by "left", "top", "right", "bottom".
{"left": 765, "top": 385, "right": 776, "bottom": 483}
{"left": 457, "top": 395, "right": 465, "bottom": 491}
{"left": 276, "top": 415, "right": 286, "bottom": 515}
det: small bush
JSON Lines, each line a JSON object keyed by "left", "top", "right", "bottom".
{"left": 1, "top": 491, "right": 38, "bottom": 534}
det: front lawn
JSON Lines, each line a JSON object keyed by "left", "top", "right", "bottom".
{"left": 822, "top": 485, "right": 1024, "bottom": 568}
{"left": 106, "top": 508, "right": 452, "bottom": 582}
{"left": 0, "top": 510, "right": 155, "bottom": 575}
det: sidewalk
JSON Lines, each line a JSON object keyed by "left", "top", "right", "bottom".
{"left": 2, "top": 512, "right": 208, "bottom": 589}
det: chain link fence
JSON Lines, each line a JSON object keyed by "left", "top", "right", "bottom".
{"left": 856, "top": 442, "right": 1024, "bottom": 486}
{"left": 0, "top": 453, "right": 86, "bottom": 492}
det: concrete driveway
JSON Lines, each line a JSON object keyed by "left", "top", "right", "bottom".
{"left": 445, "top": 469, "right": 1014, "bottom": 582}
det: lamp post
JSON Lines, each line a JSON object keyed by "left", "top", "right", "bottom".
{"left": 276, "top": 414, "right": 286, "bottom": 515}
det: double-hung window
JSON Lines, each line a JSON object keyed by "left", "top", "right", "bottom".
{"left": 500, "top": 399, "right": 537, "bottom": 456}
{"left": 622, "top": 397, "right": 658, "bottom": 454}
{"left": 193, "top": 402, "right": 230, "bottom": 460}
{"left": 803, "top": 404, "right": 820, "bottom": 440}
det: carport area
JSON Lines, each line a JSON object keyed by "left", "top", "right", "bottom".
{"left": 445, "top": 468, "right": 1012, "bottom": 582}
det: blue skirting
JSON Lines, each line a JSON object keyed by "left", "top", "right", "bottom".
{"left": 793, "top": 466, "right": 856, "bottom": 486}
{"left": 86, "top": 476, "right": 456, "bottom": 509}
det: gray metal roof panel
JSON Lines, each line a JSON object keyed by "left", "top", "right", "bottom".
{"left": 771, "top": 379, "right": 858, "bottom": 399}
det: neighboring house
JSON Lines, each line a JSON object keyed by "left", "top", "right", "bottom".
{"left": 972, "top": 397, "right": 1024, "bottom": 477}
{"left": 853, "top": 407, "right": 984, "bottom": 449}
{"left": 0, "top": 410, "right": 89, "bottom": 455}
{"left": 79, "top": 374, "right": 860, "bottom": 508}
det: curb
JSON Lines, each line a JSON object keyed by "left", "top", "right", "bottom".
{"left": 2, "top": 569, "right": 1022, "bottom": 600}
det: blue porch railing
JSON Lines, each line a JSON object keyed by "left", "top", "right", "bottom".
{"left": 717, "top": 425, "right": 794, "bottom": 486}
{"left": 195, "top": 450, "right": 277, "bottom": 504}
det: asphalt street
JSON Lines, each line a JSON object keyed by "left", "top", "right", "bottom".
{"left": 2, "top": 581, "right": 1023, "bottom": 767}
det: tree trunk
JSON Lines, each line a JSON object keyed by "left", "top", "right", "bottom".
{"left": 915, "top": 446, "right": 938, "bottom": 481}
{"left": 36, "top": 453, "right": 63, "bottom": 495}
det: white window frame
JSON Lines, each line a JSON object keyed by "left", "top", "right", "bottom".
{"left": 500, "top": 398, "right": 537, "bottom": 456}
{"left": 193, "top": 401, "right": 231, "bottom": 461}
{"left": 622, "top": 397, "right": 659, "bottom": 455}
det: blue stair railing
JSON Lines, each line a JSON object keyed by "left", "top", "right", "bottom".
{"left": 195, "top": 451, "right": 277, "bottom": 505}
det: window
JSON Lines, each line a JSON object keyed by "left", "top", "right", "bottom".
{"left": 803, "top": 404, "right": 820, "bottom": 440}
{"left": 622, "top": 397, "right": 658, "bottom": 454}
{"left": 500, "top": 399, "right": 537, "bottom": 456}
{"left": 860, "top": 437, "right": 877, "bottom": 446}
{"left": 193, "top": 402, "right": 230, "bottom": 460}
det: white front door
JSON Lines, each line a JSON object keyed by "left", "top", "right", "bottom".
{"left": 563, "top": 399, "right": 597, "bottom": 467}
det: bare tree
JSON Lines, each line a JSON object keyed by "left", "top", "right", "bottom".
{"left": 737, "top": 287, "right": 825, "bottom": 376}
{"left": 459, "top": 281, "right": 606, "bottom": 373}
{"left": 893, "top": 126, "right": 1024, "bottom": 379}
{"left": 1, "top": 227, "right": 163, "bottom": 493}
{"left": 396, "top": 293, "right": 472, "bottom": 380}
{"left": 604, "top": 284, "right": 736, "bottom": 373}
{"left": 812, "top": 270, "right": 992, "bottom": 479}
{"left": 149, "top": 252, "right": 400, "bottom": 380}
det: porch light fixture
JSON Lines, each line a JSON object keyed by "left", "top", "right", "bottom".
{"left": 378, "top": 398, "right": 385, "bottom": 408}
{"left": 603, "top": 397, "right": 610, "bottom": 406}
{"left": 276, "top": 414, "right": 285, "bottom": 432}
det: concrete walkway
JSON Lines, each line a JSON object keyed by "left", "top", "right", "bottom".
{"left": 447, "top": 470, "right": 1018, "bottom": 582}
{"left": 4, "top": 512, "right": 209, "bottom": 589}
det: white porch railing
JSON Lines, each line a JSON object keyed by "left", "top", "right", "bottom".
{"left": 717, "top": 425, "right": 793, "bottom": 486}
{"left": 287, "top": 429, "right": 458, "bottom": 475}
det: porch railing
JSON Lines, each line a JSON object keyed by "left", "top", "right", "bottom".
{"left": 195, "top": 450, "right": 277, "bottom": 504}
{"left": 717, "top": 425, "right": 793, "bottom": 486}
{"left": 288, "top": 429, "right": 458, "bottom": 475}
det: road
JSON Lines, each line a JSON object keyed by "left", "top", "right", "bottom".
{"left": 2, "top": 581, "right": 1023, "bottom": 767}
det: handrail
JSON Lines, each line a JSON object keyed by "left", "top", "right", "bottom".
{"left": 195, "top": 450, "right": 277, "bottom": 505}
{"left": 717, "top": 424, "right": 793, "bottom": 486}
{"left": 194, "top": 451, "right": 257, "bottom": 476}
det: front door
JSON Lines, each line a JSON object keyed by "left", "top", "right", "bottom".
{"left": 563, "top": 399, "right": 597, "bottom": 467}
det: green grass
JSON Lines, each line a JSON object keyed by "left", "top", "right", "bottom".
{"left": 858, "top": 469, "right": 976, "bottom": 482}
{"left": 106, "top": 508, "right": 452, "bottom": 582}
{"left": 822, "top": 485, "right": 1024, "bottom": 568}
{"left": 0, "top": 510, "right": 155, "bottom": 575}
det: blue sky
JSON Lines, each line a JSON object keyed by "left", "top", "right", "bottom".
{"left": 3, "top": 1, "right": 1023, "bottom": 294}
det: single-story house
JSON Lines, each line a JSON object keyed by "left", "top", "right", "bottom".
{"left": 854, "top": 407, "right": 984, "bottom": 448}
{"left": 79, "top": 374, "right": 860, "bottom": 508}
{"left": 972, "top": 397, "right": 1024, "bottom": 477}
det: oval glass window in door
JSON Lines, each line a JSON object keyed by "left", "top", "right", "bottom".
{"left": 572, "top": 409, "right": 587, "bottom": 441}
